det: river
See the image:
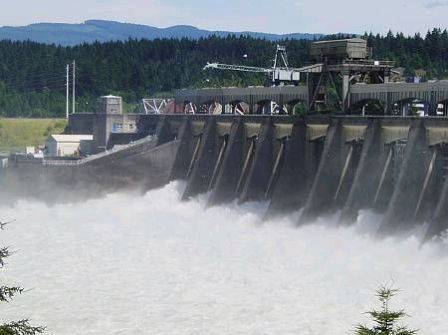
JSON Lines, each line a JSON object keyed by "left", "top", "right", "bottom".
{"left": 1, "top": 181, "right": 447, "bottom": 334}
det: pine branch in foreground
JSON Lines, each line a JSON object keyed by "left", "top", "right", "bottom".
{"left": 0, "top": 320, "right": 45, "bottom": 335}
{"left": 0, "top": 286, "right": 23, "bottom": 302}
{"left": 0, "top": 247, "right": 12, "bottom": 267}
{"left": 0, "top": 220, "right": 45, "bottom": 334}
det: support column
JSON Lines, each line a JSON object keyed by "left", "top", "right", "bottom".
{"left": 249, "top": 104, "right": 254, "bottom": 115}
{"left": 299, "top": 120, "right": 343, "bottom": 223}
{"left": 378, "top": 121, "right": 429, "bottom": 234}
{"left": 239, "top": 119, "right": 275, "bottom": 203}
{"left": 169, "top": 117, "right": 194, "bottom": 180}
{"left": 425, "top": 175, "right": 448, "bottom": 240}
{"left": 154, "top": 115, "right": 174, "bottom": 146}
{"left": 307, "top": 73, "right": 321, "bottom": 114}
{"left": 384, "top": 69, "right": 390, "bottom": 84}
{"left": 266, "top": 120, "right": 308, "bottom": 217}
{"left": 181, "top": 118, "right": 217, "bottom": 200}
{"left": 340, "top": 120, "right": 382, "bottom": 223}
{"left": 208, "top": 118, "right": 245, "bottom": 206}
{"left": 342, "top": 71, "right": 350, "bottom": 112}
{"left": 384, "top": 92, "right": 391, "bottom": 115}
{"left": 428, "top": 102, "right": 438, "bottom": 116}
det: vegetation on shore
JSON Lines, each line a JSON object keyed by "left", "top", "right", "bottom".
{"left": 0, "top": 118, "right": 67, "bottom": 153}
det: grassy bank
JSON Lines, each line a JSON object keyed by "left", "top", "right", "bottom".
{"left": 0, "top": 118, "right": 67, "bottom": 153}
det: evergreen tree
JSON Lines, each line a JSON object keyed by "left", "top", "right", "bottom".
{"left": 0, "top": 222, "right": 45, "bottom": 335}
{"left": 2, "top": 31, "right": 448, "bottom": 117}
{"left": 355, "top": 286, "right": 417, "bottom": 335}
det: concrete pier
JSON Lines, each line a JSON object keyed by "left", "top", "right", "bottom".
{"left": 182, "top": 118, "right": 218, "bottom": 200}
{"left": 340, "top": 120, "right": 382, "bottom": 222}
{"left": 208, "top": 118, "right": 245, "bottom": 206}
{"left": 266, "top": 120, "right": 308, "bottom": 217}
{"left": 379, "top": 121, "right": 430, "bottom": 234}
{"left": 299, "top": 120, "right": 343, "bottom": 222}
{"left": 425, "top": 176, "right": 448, "bottom": 240}
{"left": 239, "top": 119, "right": 275, "bottom": 203}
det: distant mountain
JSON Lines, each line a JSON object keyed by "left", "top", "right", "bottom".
{"left": 0, "top": 20, "right": 323, "bottom": 46}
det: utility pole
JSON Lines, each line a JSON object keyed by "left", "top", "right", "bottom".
{"left": 66, "top": 64, "right": 70, "bottom": 119}
{"left": 72, "top": 60, "right": 76, "bottom": 115}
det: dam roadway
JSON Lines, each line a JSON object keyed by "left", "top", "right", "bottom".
{"left": 5, "top": 114, "right": 448, "bottom": 241}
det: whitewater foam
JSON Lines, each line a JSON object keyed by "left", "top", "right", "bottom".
{"left": 1, "top": 181, "right": 447, "bottom": 334}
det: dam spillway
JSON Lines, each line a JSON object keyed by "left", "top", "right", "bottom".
{"left": 149, "top": 114, "right": 448, "bottom": 241}
{"left": 4, "top": 114, "right": 448, "bottom": 241}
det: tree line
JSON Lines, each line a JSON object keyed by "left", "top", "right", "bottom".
{"left": 0, "top": 29, "right": 447, "bottom": 117}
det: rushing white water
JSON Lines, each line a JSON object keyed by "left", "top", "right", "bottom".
{"left": 1, "top": 181, "right": 448, "bottom": 334}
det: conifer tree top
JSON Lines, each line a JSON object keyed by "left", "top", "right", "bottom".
{"left": 355, "top": 286, "right": 418, "bottom": 335}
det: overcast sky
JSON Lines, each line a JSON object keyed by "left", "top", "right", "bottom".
{"left": 1, "top": 0, "right": 447, "bottom": 35}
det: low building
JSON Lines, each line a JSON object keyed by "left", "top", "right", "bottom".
{"left": 45, "top": 134, "right": 93, "bottom": 157}
{"left": 0, "top": 156, "right": 7, "bottom": 169}
{"left": 25, "top": 146, "right": 35, "bottom": 155}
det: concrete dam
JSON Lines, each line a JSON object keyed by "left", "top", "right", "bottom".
{"left": 147, "top": 114, "right": 448, "bottom": 241}
{"left": 6, "top": 113, "right": 448, "bottom": 242}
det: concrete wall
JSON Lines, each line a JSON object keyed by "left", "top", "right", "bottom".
{"left": 7, "top": 114, "right": 448, "bottom": 242}
{"left": 68, "top": 113, "right": 96, "bottom": 134}
{"left": 160, "top": 115, "right": 448, "bottom": 241}
{"left": 93, "top": 114, "right": 139, "bottom": 153}
{"left": 70, "top": 113, "right": 140, "bottom": 153}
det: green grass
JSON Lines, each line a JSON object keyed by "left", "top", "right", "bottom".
{"left": 0, "top": 118, "right": 67, "bottom": 153}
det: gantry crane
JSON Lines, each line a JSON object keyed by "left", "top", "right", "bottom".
{"left": 203, "top": 45, "right": 301, "bottom": 86}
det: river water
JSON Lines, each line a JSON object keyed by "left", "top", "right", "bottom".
{"left": 1, "top": 181, "right": 447, "bottom": 334}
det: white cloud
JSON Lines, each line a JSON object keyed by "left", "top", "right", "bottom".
{"left": 1, "top": 0, "right": 448, "bottom": 35}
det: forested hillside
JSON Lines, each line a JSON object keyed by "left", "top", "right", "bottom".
{"left": 0, "top": 20, "right": 323, "bottom": 46}
{"left": 1, "top": 29, "right": 448, "bottom": 117}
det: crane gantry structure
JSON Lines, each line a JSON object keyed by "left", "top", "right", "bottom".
{"left": 203, "top": 45, "right": 302, "bottom": 86}
{"left": 202, "top": 38, "right": 396, "bottom": 113}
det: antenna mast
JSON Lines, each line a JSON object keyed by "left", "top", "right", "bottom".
{"left": 72, "top": 60, "right": 76, "bottom": 114}
{"left": 66, "top": 64, "right": 70, "bottom": 119}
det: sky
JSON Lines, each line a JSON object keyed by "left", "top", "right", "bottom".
{"left": 1, "top": 0, "right": 448, "bottom": 35}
